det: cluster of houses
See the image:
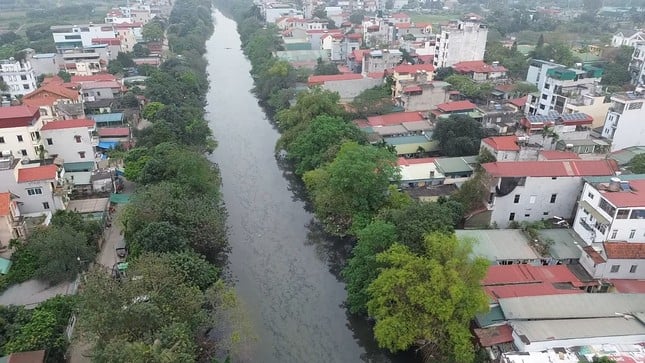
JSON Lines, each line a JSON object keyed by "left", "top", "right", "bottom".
{"left": 256, "top": 2, "right": 645, "bottom": 360}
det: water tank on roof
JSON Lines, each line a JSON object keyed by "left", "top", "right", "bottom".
{"left": 608, "top": 177, "right": 621, "bottom": 192}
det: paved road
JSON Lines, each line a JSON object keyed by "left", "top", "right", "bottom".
{"left": 0, "top": 279, "right": 76, "bottom": 308}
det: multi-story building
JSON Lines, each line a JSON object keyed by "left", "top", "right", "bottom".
{"left": 525, "top": 60, "right": 603, "bottom": 116}
{"left": 601, "top": 91, "right": 645, "bottom": 151}
{"left": 0, "top": 59, "right": 37, "bottom": 98}
{"left": 612, "top": 30, "right": 645, "bottom": 47}
{"left": 22, "top": 77, "right": 83, "bottom": 122}
{"left": 433, "top": 20, "right": 488, "bottom": 68}
{"left": 628, "top": 42, "right": 645, "bottom": 86}
{"left": 452, "top": 60, "right": 507, "bottom": 82}
{"left": 40, "top": 119, "right": 97, "bottom": 167}
{"left": 480, "top": 159, "right": 618, "bottom": 228}
{"left": 361, "top": 49, "right": 402, "bottom": 75}
{"left": 0, "top": 105, "right": 44, "bottom": 160}
{"left": 51, "top": 24, "right": 117, "bottom": 53}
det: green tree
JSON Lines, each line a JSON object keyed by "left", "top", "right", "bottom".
{"left": 129, "top": 221, "right": 189, "bottom": 257}
{"left": 629, "top": 154, "right": 645, "bottom": 173}
{"left": 432, "top": 114, "right": 485, "bottom": 156}
{"left": 350, "top": 85, "right": 392, "bottom": 118}
{"left": 349, "top": 11, "right": 366, "bottom": 24}
{"left": 342, "top": 221, "right": 398, "bottom": 315}
{"left": 512, "top": 82, "right": 539, "bottom": 96}
{"left": 303, "top": 142, "right": 399, "bottom": 236}
{"left": 57, "top": 70, "right": 71, "bottom": 82}
{"left": 445, "top": 74, "right": 493, "bottom": 100}
{"left": 142, "top": 21, "right": 165, "bottom": 42}
{"left": 165, "top": 251, "right": 219, "bottom": 291}
{"left": 433, "top": 67, "right": 455, "bottom": 81}
{"left": 312, "top": 4, "right": 327, "bottom": 18}
{"left": 286, "top": 114, "right": 365, "bottom": 175}
{"left": 452, "top": 172, "right": 488, "bottom": 212}
{"left": 367, "top": 233, "right": 489, "bottom": 362}
{"left": 132, "top": 43, "right": 150, "bottom": 57}
{"left": 314, "top": 58, "right": 341, "bottom": 75}
{"left": 142, "top": 101, "right": 166, "bottom": 120}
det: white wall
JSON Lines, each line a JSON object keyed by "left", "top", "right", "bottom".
{"left": 603, "top": 98, "right": 645, "bottom": 151}
{"left": 434, "top": 23, "right": 488, "bottom": 68}
{"left": 490, "top": 176, "right": 583, "bottom": 228}
{"left": 40, "top": 127, "right": 95, "bottom": 164}
{"left": 0, "top": 164, "right": 63, "bottom": 214}
{"left": 0, "top": 126, "right": 42, "bottom": 160}
{"left": 512, "top": 330, "right": 645, "bottom": 352}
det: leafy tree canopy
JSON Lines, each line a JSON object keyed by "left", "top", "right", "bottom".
{"left": 629, "top": 154, "right": 645, "bottom": 174}
{"left": 432, "top": 114, "right": 485, "bottom": 156}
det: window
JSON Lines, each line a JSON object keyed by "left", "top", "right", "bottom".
{"left": 78, "top": 151, "right": 86, "bottom": 159}
{"left": 630, "top": 209, "right": 645, "bottom": 219}
{"left": 598, "top": 198, "right": 616, "bottom": 216}
{"left": 529, "top": 195, "right": 536, "bottom": 204}
{"left": 0, "top": 136, "right": 4, "bottom": 143}
{"left": 552, "top": 177, "right": 557, "bottom": 180}
{"left": 46, "top": 138, "right": 53, "bottom": 145}
{"left": 22, "top": 84, "right": 29, "bottom": 90}
{"left": 74, "top": 135, "right": 81, "bottom": 143}
{"left": 550, "top": 194, "right": 557, "bottom": 203}
{"left": 631, "top": 265, "right": 638, "bottom": 273}
{"left": 541, "top": 94, "right": 548, "bottom": 100}
{"left": 509, "top": 213, "right": 515, "bottom": 221}
{"left": 610, "top": 265, "right": 620, "bottom": 273}
{"left": 20, "top": 75, "right": 27, "bottom": 80}
{"left": 616, "top": 209, "right": 630, "bottom": 219}
{"left": 20, "top": 149, "right": 27, "bottom": 156}
{"left": 544, "top": 83, "right": 550, "bottom": 89}
{"left": 629, "top": 229, "right": 636, "bottom": 239}
{"left": 42, "top": 202, "right": 50, "bottom": 210}
{"left": 26, "top": 187, "right": 42, "bottom": 195}
{"left": 628, "top": 102, "right": 643, "bottom": 110}
{"left": 611, "top": 230, "right": 618, "bottom": 239}
{"left": 524, "top": 214, "right": 530, "bottom": 217}
{"left": 16, "top": 135, "right": 23, "bottom": 142}
{"left": 514, "top": 194, "right": 520, "bottom": 203}
{"left": 543, "top": 212, "right": 549, "bottom": 216}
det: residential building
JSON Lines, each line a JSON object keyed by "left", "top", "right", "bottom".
{"left": 0, "top": 105, "right": 43, "bottom": 160}
{"left": 60, "top": 48, "right": 109, "bottom": 75}
{"left": 433, "top": 20, "right": 488, "bottom": 68}
{"left": 612, "top": 29, "right": 645, "bottom": 47}
{"left": 455, "top": 229, "right": 542, "bottom": 265}
{"left": 0, "top": 59, "right": 37, "bottom": 98}
{"left": 562, "top": 93, "right": 611, "bottom": 128}
{"left": 398, "top": 157, "right": 444, "bottom": 187}
{"left": 0, "top": 192, "right": 26, "bottom": 241}
{"left": 81, "top": 80, "right": 123, "bottom": 101}
{"left": 480, "top": 159, "right": 618, "bottom": 228}
{"left": 452, "top": 60, "right": 507, "bottom": 82}
{"left": 501, "top": 344, "right": 645, "bottom": 363}
{"left": 477, "top": 103, "right": 520, "bottom": 131}
{"left": 480, "top": 136, "right": 522, "bottom": 161}
{"left": 115, "top": 22, "right": 143, "bottom": 53}
{"left": 601, "top": 91, "right": 645, "bottom": 151}
{"left": 51, "top": 24, "right": 117, "bottom": 52}
{"left": 629, "top": 43, "right": 645, "bottom": 86}
{"left": 525, "top": 60, "right": 603, "bottom": 116}
{"left": 25, "top": 52, "right": 59, "bottom": 77}
{"left": 395, "top": 81, "right": 451, "bottom": 112}
{"left": 390, "top": 63, "right": 435, "bottom": 99}
{"left": 520, "top": 111, "right": 593, "bottom": 133}
{"left": 361, "top": 49, "right": 402, "bottom": 75}
{"left": 431, "top": 100, "right": 481, "bottom": 121}
{"left": 40, "top": 119, "right": 97, "bottom": 166}
{"left": 22, "top": 77, "right": 83, "bottom": 121}
{"left": 434, "top": 156, "right": 477, "bottom": 183}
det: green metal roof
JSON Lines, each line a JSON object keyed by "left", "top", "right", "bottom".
{"left": 475, "top": 305, "right": 505, "bottom": 328}
{"left": 64, "top": 161, "right": 96, "bottom": 172}
{"left": 434, "top": 156, "right": 475, "bottom": 174}
{"left": 384, "top": 135, "right": 437, "bottom": 155}
{"left": 608, "top": 146, "right": 645, "bottom": 166}
{"left": 284, "top": 42, "right": 312, "bottom": 51}
{"left": 0, "top": 257, "right": 12, "bottom": 275}
{"left": 109, "top": 193, "right": 130, "bottom": 204}
{"left": 90, "top": 113, "right": 124, "bottom": 123}
{"left": 275, "top": 50, "right": 329, "bottom": 62}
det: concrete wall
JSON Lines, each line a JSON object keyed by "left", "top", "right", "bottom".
{"left": 490, "top": 176, "right": 584, "bottom": 228}
{"left": 41, "top": 127, "right": 95, "bottom": 164}
{"left": 400, "top": 85, "right": 450, "bottom": 112}
{"left": 321, "top": 77, "right": 383, "bottom": 102}
{"left": 0, "top": 125, "right": 42, "bottom": 160}
{"left": 434, "top": 23, "right": 488, "bottom": 68}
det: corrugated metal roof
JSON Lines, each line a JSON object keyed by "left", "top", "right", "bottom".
{"left": 511, "top": 317, "right": 645, "bottom": 343}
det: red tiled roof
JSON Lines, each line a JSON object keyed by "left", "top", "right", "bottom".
{"left": 598, "top": 179, "right": 645, "bottom": 208}
{"left": 115, "top": 22, "right": 143, "bottom": 28}
{"left": 539, "top": 150, "right": 581, "bottom": 160}
{"left": 22, "top": 95, "right": 62, "bottom": 108}
{"left": 482, "top": 159, "right": 618, "bottom": 178}
{"left": 308, "top": 73, "right": 363, "bottom": 85}
{"left": 366, "top": 71, "right": 385, "bottom": 79}
{"left": 604, "top": 242, "right": 645, "bottom": 259}
{"left": 483, "top": 264, "right": 583, "bottom": 287}
{"left": 509, "top": 96, "right": 527, "bottom": 108}
{"left": 393, "top": 63, "right": 435, "bottom": 74}
{"left": 367, "top": 111, "right": 424, "bottom": 126}
{"left": 98, "top": 127, "right": 129, "bottom": 137}
{"left": 81, "top": 80, "right": 122, "bottom": 90}
{"left": 485, "top": 283, "right": 584, "bottom": 302}
{"left": 391, "top": 12, "right": 409, "bottom": 18}
{"left": 395, "top": 23, "right": 412, "bottom": 29}
{"left": 7, "top": 350, "right": 46, "bottom": 363}
{"left": 453, "top": 60, "right": 507, "bottom": 74}
{"left": 350, "top": 49, "right": 369, "bottom": 62}
{"left": 583, "top": 246, "right": 606, "bottom": 264}
{"left": 17, "top": 165, "right": 58, "bottom": 183}
{"left": 417, "top": 55, "right": 433, "bottom": 64}
{"left": 482, "top": 136, "right": 520, "bottom": 152}
{"left": 24, "top": 83, "right": 79, "bottom": 101}
{"left": 41, "top": 118, "right": 95, "bottom": 131}
{"left": 71, "top": 74, "right": 117, "bottom": 83}
{"left": 403, "top": 85, "right": 422, "bottom": 93}
{"left": 495, "top": 83, "right": 516, "bottom": 93}
{"left": 347, "top": 33, "right": 362, "bottom": 40}
{"left": 92, "top": 37, "right": 121, "bottom": 45}
{"left": 435, "top": 100, "right": 477, "bottom": 112}
{"left": 0, "top": 105, "right": 40, "bottom": 129}
{"left": 397, "top": 157, "right": 436, "bottom": 166}
{"left": 609, "top": 279, "right": 645, "bottom": 293}
{"left": 0, "top": 193, "right": 10, "bottom": 216}
{"left": 474, "top": 325, "right": 514, "bottom": 347}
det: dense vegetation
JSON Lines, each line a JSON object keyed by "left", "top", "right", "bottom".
{"left": 75, "top": 1, "right": 246, "bottom": 361}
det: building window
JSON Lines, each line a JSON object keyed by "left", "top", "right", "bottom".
{"left": 20, "top": 149, "right": 27, "bottom": 156}
{"left": 509, "top": 213, "right": 515, "bottom": 221}
{"left": 598, "top": 198, "right": 616, "bottom": 216}
{"left": 26, "top": 187, "right": 43, "bottom": 195}
{"left": 628, "top": 102, "right": 643, "bottom": 110}
{"left": 74, "top": 135, "right": 81, "bottom": 143}
{"left": 610, "top": 265, "right": 620, "bottom": 273}
{"left": 524, "top": 214, "right": 530, "bottom": 217}
{"left": 611, "top": 230, "right": 618, "bottom": 239}
{"left": 42, "top": 202, "right": 50, "bottom": 210}
{"left": 78, "top": 151, "right": 86, "bottom": 159}
{"left": 616, "top": 209, "right": 630, "bottom": 219}
{"left": 630, "top": 209, "right": 645, "bottom": 219}
{"left": 0, "top": 136, "right": 4, "bottom": 143}
{"left": 529, "top": 195, "right": 537, "bottom": 204}
{"left": 22, "top": 84, "right": 29, "bottom": 90}
{"left": 17, "top": 135, "right": 23, "bottom": 142}
{"left": 631, "top": 265, "right": 638, "bottom": 273}
{"left": 543, "top": 212, "right": 549, "bottom": 215}
{"left": 550, "top": 194, "right": 557, "bottom": 203}
{"left": 514, "top": 194, "right": 520, "bottom": 203}
{"left": 47, "top": 138, "right": 53, "bottom": 145}
{"left": 629, "top": 229, "right": 636, "bottom": 238}
{"left": 20, "top": 75, "right": 27, "bottom": 80}
{"left": 551, "top": 177, "right": 557, "bottom": 180}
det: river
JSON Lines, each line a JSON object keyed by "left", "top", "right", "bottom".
{"left": 205, "top": 9, "right": 410, "bottom": 363}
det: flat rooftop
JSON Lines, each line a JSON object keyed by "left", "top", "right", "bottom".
{"left": 456, "top": 229, "right": 540, "bottom": 262}
{"left": 67, "top": 198, "right": 110, "bottom": 214}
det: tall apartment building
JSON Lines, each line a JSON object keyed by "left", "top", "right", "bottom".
{"left": 51, "top": 24, "right": 117, "bottom": 53}
{"left": 629, "top": 42, "right": 645, "bottom": 86}
{"left": 0, "top": 59, "right": 37, "bottom": 98}
{"left": 601, "top": 91, "right": 645, "bottom": 151}
{"left": 433, "top": 20, "right": 488, "bottom": 68}
{"left": 525, "top": 60, "right": 603, "bottom": 116}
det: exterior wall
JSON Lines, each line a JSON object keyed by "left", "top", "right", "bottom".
{"left": 28, "top": 54, "right": 60, "bottom": 77}
{"left": 0, "top": 60, "right": 38, "bottom": 98}
{"left": 582, "top": 255, "right": 645, "bottom": 279}
{"left": 320, "top": 78, "right": 383, "bottom": 102}
{"left": 563, "top": 95, "right": 611, "bottom": 128}
{"left": 362, "top": 51, "right": 402, "bottom": 75}
{"left": 401, "top": 86, "right": 450, "bottom": 111}
{"left": 0, "top": 126, "right": 43, "bottom": 160}
{"left": 601, "top": 95, "right": 645, "bottom": 151}
{"left": 434, "top": 22, "right": 488, "bottom": 68}
{"left": 489, "top": 176, "right": 583, "bottom": 228}
{"left": 612, "top": 32, "right": 645, "bottom": 47}
{"left": 51, "top": 24, "right": 117, "bottom": 51}
{"left": 40, "top": 127, "right": 96, "bottom": 164}
{"left": 0, "top": 165, "right": 63, "bottom": 214}
{"left": 512, "top": 330, "right": 645, "bottom": 352}
{"left": 629, "top": 43, "right": 645, "bottom": 86}
{"left": 480, "top": 144, "right": 519, "bottom": 162}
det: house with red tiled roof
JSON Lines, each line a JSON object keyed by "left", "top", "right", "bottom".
{"left": 0, "top": 105, "right": 43, "bottom": 161}
{"left": 40, "top": 119, "right": 97, "bottom": 168}
{"left": 431, "top": 100, "right": 482, "bottom": 121}
{"left": 22, "top": 79, "right": 83, "bottom": 121}
{"left": 389, "top": 13, "right": 410, "bottom": 23}
{"left": 480, "top": 136, "right": 521, "bottom": 161}
{"left": 0, "top": 191, "right": 25, "bottom": 242}
{"left": 479, "top": 159, "right": 618, "bottom": 228}
{"left": 453, "top": 60, "right": 507, "bottom": 82}
{"left": 537, "top": 150, "right": 580, "bottom": 161}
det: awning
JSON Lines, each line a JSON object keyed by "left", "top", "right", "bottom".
{"left": 0, "top": 257, "right": 12, "bottom": 274}
{"left": 110, "top": 193, "right": 130, "bottom": 204}
{"left": 579, "top": 200, "right": 610, "bottom": 225}
{"left": 98, "top": 141, "right": 118, "bottom": 149}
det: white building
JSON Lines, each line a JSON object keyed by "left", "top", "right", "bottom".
{"left": 433, "top": 20, "right": 488, "bottom": 68}
{"left": 480, "top": 160, "right": 618, "bottom": 228}
{"left": 601, "top": 91, "right": 645, "bottom": 151}
{"left": 629, "top": 43, "right": 645, "bottom": 86}
{"left": 0, "top": 105, "right": 44, "bottom": 160}
{"left": 611, "top": 30, "right": 645, "bottom": 47}
{"left": 0, "top": 59, "right": 37, "bottom": 98}
{"left": 40, "top": 119, "right": 97, "bottom": 166}
{"left": 525, "top": 60, "right": 603, "bottom": 116}
{"left": 51, "top": 24, "right": 117, "bottom": 53}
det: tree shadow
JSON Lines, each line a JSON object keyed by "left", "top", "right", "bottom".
{"left": 303, "top": 218, "right": 352, "bottom": 281}
{"left": 275, "top": 154, "right": 315, "bottom": 212}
